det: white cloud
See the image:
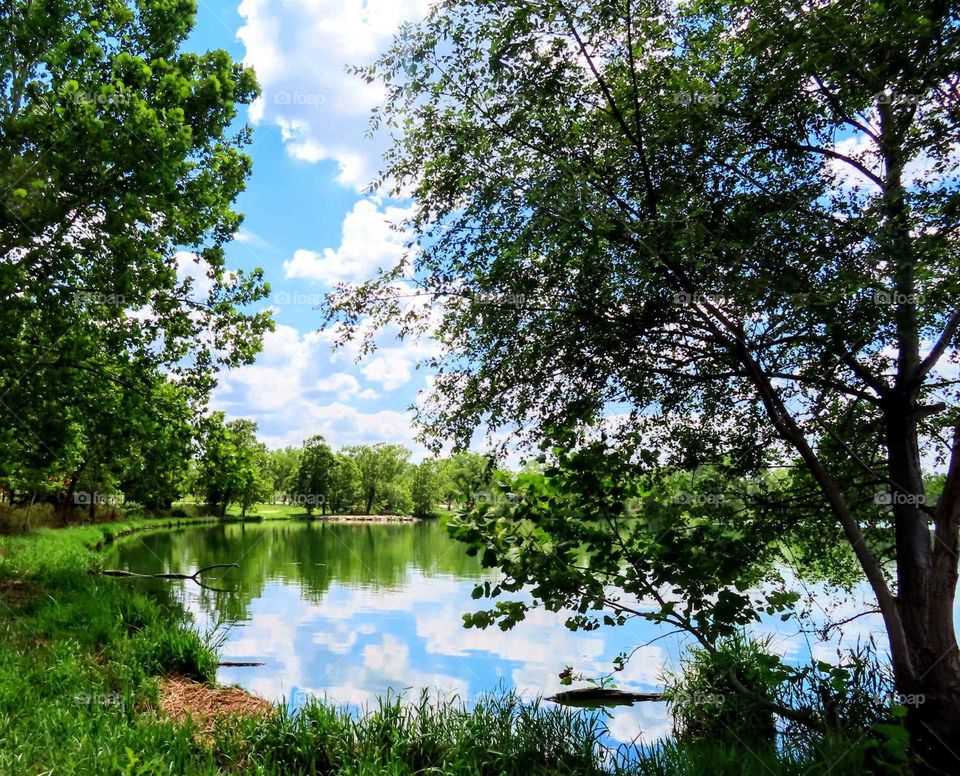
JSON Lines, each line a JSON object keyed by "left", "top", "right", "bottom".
{"left": 212, "top": 323, "right": 430, "bottom": 451}
{"left": 175, "top": 250, "right": 216, "bottom": 300}
{"left": 361, "top": 350, "right": 415, "bottom": 391}
{"left": 238, "top": 0, "right": 431, "bottom": 190}
{"left": 827, "top": 132, "right": 959, "bottom": 189}
{"left": 313, "top": 372, "right": 376, "bottom": 400}
{"left": 232, "top": 228, "right": 274, "bottom": 252}
{"left": 283, "top": 198, "right": 413, "bottom": 285}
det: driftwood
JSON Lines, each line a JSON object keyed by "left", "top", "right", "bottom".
{"left": 99, "top": 563, "right": 239, "bottom": 592}
{"left": 546, "top": 688, "right": 665, "bottom": 707}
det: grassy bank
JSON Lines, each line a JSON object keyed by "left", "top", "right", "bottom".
{"left": 0, "top": 518, "right": 221, "bottom": 773}
{"left": 0, "top": 519, "right": 874, "bottom": 775}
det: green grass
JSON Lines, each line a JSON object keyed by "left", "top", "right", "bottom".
{"left": 175, "top": 500, "right": 431, "bottom": 520}
{"left": 0, "top": 520, "right": 221, "bottom": 774}
{"left": 213, "top": 692, "right": 630, "bottom": 775}
{"left": 222, "top": 501, "right": 310, "bottom": 519}
{"left": 0, "top": 518, "right": 879, "bottom": 775}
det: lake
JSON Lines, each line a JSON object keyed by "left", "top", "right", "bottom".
{"left": 106, "top": 519, "right": 889, "bottom": 746}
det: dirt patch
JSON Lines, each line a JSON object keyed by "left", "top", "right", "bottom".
{"left": 308, "top": 514, "right": 419, "bottom": 523}
{"left": 0, "top": 579, "right": 33, "bottom": 607}
{"left": 158, "top": 675, "right": 274, "bottom": 732}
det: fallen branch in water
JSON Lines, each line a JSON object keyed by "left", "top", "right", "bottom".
{"left": 546, "top": 688, "right": 665, "bottom": 707}
{"left": 98, "top": 563, "right": 239, "bottom": 592}
{"left": 218, "top": 661, "right": 266, "bottom": 667}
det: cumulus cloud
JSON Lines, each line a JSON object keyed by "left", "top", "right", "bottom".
{"left": 283, "top": 198, "right": 413, "bottom": 285}
{"left": 826, "top": 132, "right": 959, "bottom": 189}
{"left": 238, "top": 0, "right": 431, "bottom": 190}
{"left": 212, "top": 323, "right": 428, "bottom": 450}
{"left": 175, "top": 250, "right": 216, "bottom": 300}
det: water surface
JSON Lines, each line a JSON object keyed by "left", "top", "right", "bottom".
{"left": 107, "top": 520, "right": 888, "bottom": 745}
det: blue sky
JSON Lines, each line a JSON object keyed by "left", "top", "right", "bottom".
{"left": 183, "top": 0, "right": 436, "bottom": 453}
{"left": 182, "top": 1, "right": 958, "bottom": 464}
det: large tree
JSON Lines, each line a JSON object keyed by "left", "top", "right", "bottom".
{"left": 345, "top": 444, "right": 411, "bottom": 515}
{"left": 326, "top": 452, "right": 360, "bottom": 514}
{"left": 327, "top": 0, "right": 960, "bottom": 768}
{"left": 0, "top": 0, "right": 271, "bottom": 505}
{"left": 265, "top": 446, "right": 301, "bottom": 503}
{"left": 440, "top": 451, "right": 493, "bottom": 508}
{"left": 410, "top": 459, "right": 444, "bottom": 516}
{"left": 293, "top": 435, "right": 336, "bottom": 516}
{"left": 196, "top": 415, "right": 268, "bottom": 518}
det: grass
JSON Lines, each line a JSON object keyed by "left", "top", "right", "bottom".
{"left": 220, "top": 501, "right": 313, "bottom": 520}
{"left": 0, "top": 521, "right": 220, "bottom": 774}
{"left": 213, "top": 692, "right": 631, "bottom": 775}
{"left": 175, "top": 500, "right": 431, "bottom": 520}
{"left": 0, "top": 518, "right": 881, "bottom": 775}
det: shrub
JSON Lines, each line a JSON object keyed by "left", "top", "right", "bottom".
{"left": 130, "top": 622, "right": 219, "bottom": 683}
{"left": 665, "top": 633, "right": 778, "bottom": 750}
{"left": 0, "top": 503, "right": 57, "bottom": 534}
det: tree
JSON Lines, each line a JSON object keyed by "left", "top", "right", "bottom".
{"left": 196, "top": 415, "right": 269, "bottom": 518}
{"left": 293, "top": 436, "right": 336, "bottom": 516}
{"left": 327, "top": 453, "right": 360, "bottom": 514}
{"left": 118, "top": 382, "right": 195, "bottom": 511}
{"left": 329, "top": 0, "right": 960, "bottom": 767}
{"left": 0, "top": 0, "right": 271, "bottom": 509}
{"left": 442, "top": 452, "right": 493, "bottom": 507}
{"left": 345, "top": 444, "right": 411, "bottom": 514}
{"left": 234, "top": 445, "right": 271, "bottom": 519}
{"left": 265, "top": 447, "right": 301, "bottom": 503}
{"left": 411, "top": 459, "right": 444, "bottom": 516}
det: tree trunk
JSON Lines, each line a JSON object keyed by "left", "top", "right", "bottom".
{"left": 59, "top": 471, "right": 81, "bottom": 524}
{"left": 898, "top": 423, "right": 960, "bottom": 774}
{"left": 901, "top": 601, "right": 960, "bottom": 774}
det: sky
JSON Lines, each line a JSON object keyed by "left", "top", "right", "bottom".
{"left": 183, "top": 0, "right": 958, "bottom": 464}
{"left": 184, "top": 0, "right": 435, "bottom": 453}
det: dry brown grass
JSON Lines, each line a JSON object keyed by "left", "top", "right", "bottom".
{"left": 158, "top": 675, "right": 274, "bottom": 733}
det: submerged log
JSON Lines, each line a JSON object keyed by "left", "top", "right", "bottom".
{"left": 546, "top": 688, "right": 665, "bottom": 707}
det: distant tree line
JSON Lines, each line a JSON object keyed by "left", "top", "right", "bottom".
{"left": 183, "top": 414, "right": 502, "bottom": 519}
{"left": 1, "top": 398, "right": 500, "bottom": 524}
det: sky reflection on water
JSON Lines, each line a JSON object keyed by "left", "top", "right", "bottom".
{"left": 108, "top": 520, "right": 893, "bottom": 745}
